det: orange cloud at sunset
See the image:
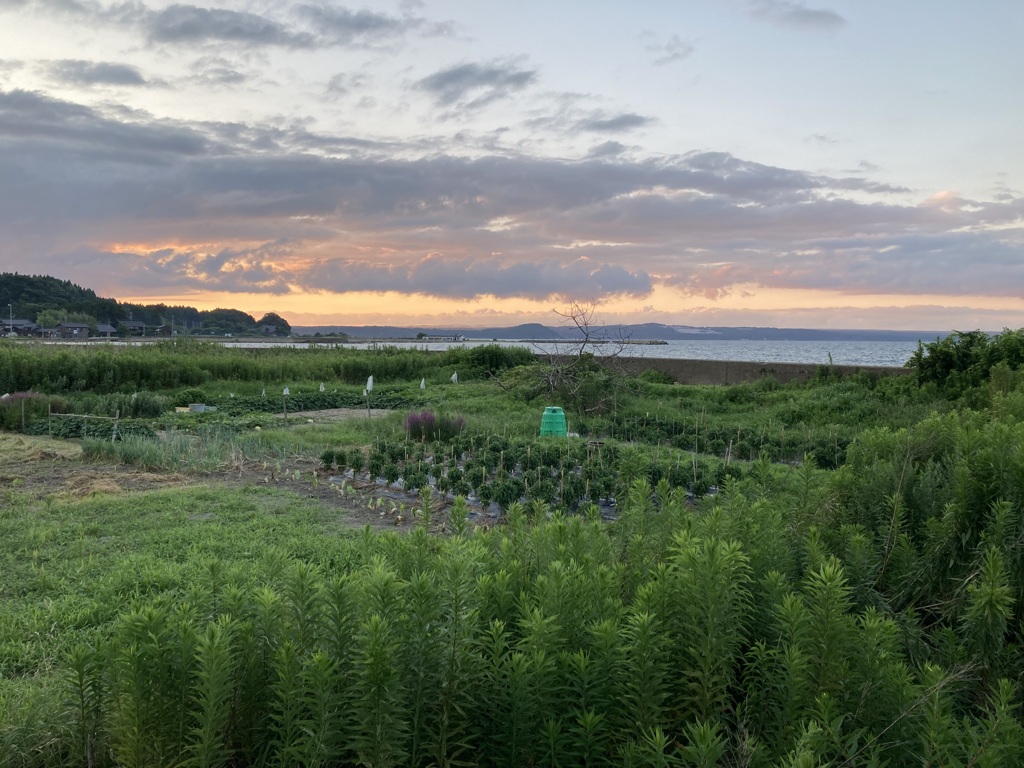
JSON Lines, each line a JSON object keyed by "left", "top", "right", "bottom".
{"left": 113, "top": 282, "right": 1024, "bottom": 333}
{"left": 0, "top": 0, "right": 1021, "bottom": 333}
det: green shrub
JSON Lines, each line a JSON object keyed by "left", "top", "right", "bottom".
{"left": 320, "top": 449, "right": 336, "bottom": 469}
{"left": 173, "top": 387, "right": 208, "bottom": 407}
{"left": 348, "top": 449, "right": 365, "bottom": 473}
{"left": 638, "top": 368, "right": 675, "bottom": 385}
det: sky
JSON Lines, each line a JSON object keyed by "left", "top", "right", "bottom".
{"left": 0, "top": 0, "right": 1021, "bottom": 331}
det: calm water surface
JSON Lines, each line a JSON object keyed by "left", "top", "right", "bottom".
{"left": 249, "top": 339, "right": 920, "bottom": 367}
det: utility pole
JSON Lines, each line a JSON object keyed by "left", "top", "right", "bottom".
{"left": 7, "top": 303, "right": 12, "bottom": 337}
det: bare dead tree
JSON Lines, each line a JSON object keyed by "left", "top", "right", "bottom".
{"left": 536, "top": 299, "right": 636, "bottom": 415}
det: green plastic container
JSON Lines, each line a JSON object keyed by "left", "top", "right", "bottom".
{"left": 540, "top": 406, "right": 567, "bottom": 437}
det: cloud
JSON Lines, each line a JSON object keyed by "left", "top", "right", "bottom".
{"left": 55, "top": 243, "right": 294, "bottom": 295}
{"left": 854, "top": 160, "right": 881, "bottom": 173}
{"left": 189, "top": 56, "right": 248, "bottom": 86}
{"left": 293, "top": 4, "right": 424, "bottom": 45}
{"left": 644, "top": 34, "right": 695, "bottom": 66}
{"left": 136, "top": 2, "right": 441, "bottom": 50}
{"left": 325, "top": 72, "right": 368, "bottom": 100}
{"left": 416, "top": 60, "right": 537, "bottom": 109}
{"left": 749, "top": 1, "right": 845, "bottom": 30}
{"left": 4, "top": 0, "right": 95, "bottom": 11}
{"left": 1, "top": 89, "right": 1021, "bottom": 307}
{"left": 46, "top": 59, "right": 149, "bottom": 87}
{"left": 304, "top": 254, "right": 653, "bottom": 300}
{"left": 665, "top": 231, "right": 1024, "bottom": 301}
{"left": 1, "top": 0, "right": 438, "bottom": 49}
{"left": 148, "top": 4, "right": 313, "bottom": 47}
{"left": 45, "top": 246, "right": 652, "bottom": 302}
{"left": 0, "top": 89, "right": 207, "bottom": 157}
{"left": 587, "top": 141, "right": 629, "bottom": 159}
{"left": 577, "top": 112, "right": 652, "bottom": 133}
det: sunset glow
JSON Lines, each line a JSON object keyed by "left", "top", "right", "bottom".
{"left": 0, "top": 1, "right": 1021, "bottom": 331}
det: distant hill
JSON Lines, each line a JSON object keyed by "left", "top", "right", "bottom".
{"left": 663, "top": 325, "right": 944, "bottom": 342}
{"left": 0, "top": 273, "right": 121, "bottom": 323}
{"left": 1, "top": 273, "right": 948, "bottom": 343}
{"left": 0, "top": 273, "right": 290, "bottom": 336}
{"left": 299, "top": 323, "right": 559, "bottom": 340}
{"left": 296, "top": 322, "right": 945, "bottom": 343}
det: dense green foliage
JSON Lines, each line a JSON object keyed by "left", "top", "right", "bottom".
{"left": 193, "top": 308, "right": 260, "bottom": 336}
{"left": 597, "top": 373, "right": 931, "bottom": 468}
{"left": 255, "top": 311, "right": 291, "bottom": 336}
{"left": 4, "top": 330, "right": 1024, "bottom": 765}
{"left": 5, "top": 443, "right": 1024, "bottom": 765}
{"left": 0, "top": 340, "right": 534, "bottom": 395}
{"left": 909, "top": 328, "right": 1024, "bottom": 397}
{"left": 0, "top": 274, "right": 122, "bottom": 325}
{"left": 0, "top": 274, "right": 291, "bottom": 336}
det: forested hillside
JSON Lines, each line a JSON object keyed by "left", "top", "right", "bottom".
{"left": 0, "top": 274, "right": 121, "bottom": 323}
{"left": 0, "top": 273, "right": 290, "bottom": 336}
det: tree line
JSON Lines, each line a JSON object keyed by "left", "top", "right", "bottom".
{"left": 0, "top": 273, "right": 291, "bottom": 336}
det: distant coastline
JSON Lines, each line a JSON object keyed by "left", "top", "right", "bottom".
{"left": 293, "top": 322, "right": 947, "bottom": 344}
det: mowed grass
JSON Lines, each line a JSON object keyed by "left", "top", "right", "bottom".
{"left": 0, "top": 483, "right": 367, "bottom": 681}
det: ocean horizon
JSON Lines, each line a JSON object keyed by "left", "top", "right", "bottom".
{"left": 282, "top": 337, "right": 919, "bottom": 368}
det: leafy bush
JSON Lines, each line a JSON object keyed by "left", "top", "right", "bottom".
{"left": 402, "top": 466, "right": 429, "bottom": 492}
{"left": 320, "top": 449, "right": 336, "bottom": 469}
{"left": 908, "top": 328, "right": 1024, "bottom": 398}
{"left": 172, "top": 387, "right": 208, "bottom": 407}
{"left": 368, "top": 450, "right": 387, "bottom": 479}
{"left": 458, "top": 343, "right": 536, "bottom": 376}
{"left": 348, "top": 449, "right": 365, "bottom": 473}
{"left": 382, "top": 461, "right": 401, "bottom": 485}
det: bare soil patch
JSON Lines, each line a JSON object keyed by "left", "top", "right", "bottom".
{"left": 0, "top": 432, "right": 456, "bottom": 532}
{"left": 275, "top": 407, "right": 391, "bottom": 423}
{"left": 1, "top": 434, "right": 205, "bottom": 504}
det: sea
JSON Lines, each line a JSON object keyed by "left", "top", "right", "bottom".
{"left": 280, "top": 338, "right": 920, "bottom": 368}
